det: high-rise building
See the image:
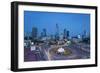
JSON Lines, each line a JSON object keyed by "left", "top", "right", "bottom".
{"left": 43, "top": 28, "right": 47, "bottom": 37}
{"left": 41, "top": 28, "right": 47, "bottom": 38}
{"left": 41, "top": 32, "right": 43, "bottom": 38}
{"left": 63, "top": 29, "right": 67, "bottom": 39}
{"left": 67, "top": 30, "right": 69, "bottom": 38}
{"left": 55, "top": 24, "right": 59, "bottom": 40}
{"left": 82, "top": 24, "right": 87, "bottom": 39}
{"left": 63, "top": 29, "right": 69, "bottom": 39}
{"left": 32, "top": 27, "right": 38, "bottom": 41}
{"left": 82, "top": 30, "right": 86, "bottom": 39}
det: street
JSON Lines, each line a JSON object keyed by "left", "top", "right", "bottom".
{"left": 24, "top": 43, "right": 90, "bottom": 61}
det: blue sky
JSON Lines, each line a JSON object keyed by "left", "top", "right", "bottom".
{"left": 24, "top": 11, "right": 90, "bottom": 37}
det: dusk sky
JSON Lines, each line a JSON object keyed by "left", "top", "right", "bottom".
{"left": 24, "top": 11, "right": 90, "bottom": 37}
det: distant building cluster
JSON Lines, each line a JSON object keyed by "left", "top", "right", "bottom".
{"left": 24, "top": 24, "right": 70, "bottom": 42}
{"left": 24, "top": 23, "right": 90, "bottom": 48}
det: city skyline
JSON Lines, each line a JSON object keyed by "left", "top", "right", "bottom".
{"left": 24, "top": 11, "right": 90, "bottom": 62}
{"left": 24, "top": 11, "right": 90, "bottom": 37}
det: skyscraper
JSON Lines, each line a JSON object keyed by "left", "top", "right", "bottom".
{"left": 55, "top": 24, "right": 59, "bottom": 40}
{"left": 82, "top": 24, "right": 87, "bottom": 39}
{"left": 63, "top": 29, "right": 67, "bottom": 39}
{"left": 32, "top": 27, "right": 38, "bottom": 41}
{"left": 67, "top": 30, "right": 69, "bottom": 38}
{"left": 43, "top": 28, "right": 47, "bottom": 37}
{"left": 41, "top": 28, "right": 47, "bottom": 38}
{"left": 63, "top": 29, "right": 69, "bottom": 39}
